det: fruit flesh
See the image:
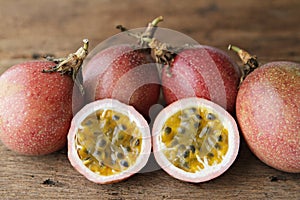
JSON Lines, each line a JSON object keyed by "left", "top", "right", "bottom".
{"left": 160, "top": 106, "right": 228, "bottom": 173}
{"left": 75, "top": 109, "right": 142, "bottom": 176}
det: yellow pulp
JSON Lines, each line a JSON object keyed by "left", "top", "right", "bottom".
{"left": 75, "top": 109, "right": 142, "bottom": 176}
{"left": 161, "top": 107, "right": 228, "bottom": 173}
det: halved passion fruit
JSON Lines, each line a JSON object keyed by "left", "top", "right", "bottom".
{"left": 152, "top": 97, "right": 240, "bottom": 183}
{"left": 68, "top": 99, "right": 151, "bottom": 184}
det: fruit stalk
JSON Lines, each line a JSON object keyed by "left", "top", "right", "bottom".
{"left": 43, "top": 39, "right": 89, "bottom": 94}
{"left": 116, "top": 16, "right": 175, "bottom": 65}
{"left": 140, "top": 16, "right": 164, "bottom": 47}
{"left": 228, "top": 44, "right": 259, "bottom": 85}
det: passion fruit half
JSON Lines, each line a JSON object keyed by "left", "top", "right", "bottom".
{"left": 152, "top": 97, "right": 240, "bottom": 183}
{"left": 68, "top": 99, "right": 151, "bottom": 184}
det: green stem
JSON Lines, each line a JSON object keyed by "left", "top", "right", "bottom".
{"left": 228, "top": 45, "right": 241, "bottom": 54}
{"left": 83, "top": 39, "right": 89, "bottom": 51}
{"left": 151, "top": 16, "right": 164, "bottom": 27}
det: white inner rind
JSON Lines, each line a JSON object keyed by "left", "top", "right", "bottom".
{"left": 152, "top": 97, "right": 240, "bottom": 183}
{"left": 68, "top": 99, "right": 151, "bottom": 184}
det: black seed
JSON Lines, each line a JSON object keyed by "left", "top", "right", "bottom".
{"left": 207, "top": 113, "right": 216, "bottom": 120}
{"left": 120, "top": 160, "right": 129, "bottom": 167}
{"left": 190, "top": 107, "right": 197, "bottom": 112}
{"left": 112, "top": 115, "right": 120, "bottom": 121}
{"left": 183, "top": 150, "right": 190, "bottom": 158}
{"left": 135, "top": 139, "right": 140, "bottom": 146}
{"left": 207, "top": 152, "right": 214, "bottom": 157}
{"left": 183, "top": 162, "right": 190, "bottom": 169}
{"left": 195, "top": 114, "right": 202, "bottom": 120}
{"left": 214, "top": 143, "right": 221, "bottom": 150}
{"left": 189, "top": 145, "right": 196, "bottom": 153}
{"left": 194, "top": 122, "right": 201, "bottom": 129}
{"left": 178, "top": 127, "right": 186, "bottom": 134}
{"left": 126, "top": 146, "right": 131, "bottom": 152}
{"left": 120, "top": 124, "right": 127, "bottom": 131}
{"left": 164, "top": 127, "right": 172, "bottom": 135}
{"left": 117, "top": 152, "right": 124, "bottom": 159}
{"left": 84, "top": 120, "right": 93, "bottom": 126}
{"left": 99, "top": 161, "right": 104, "bottom": 167}
{"left": 93, "top": 131, "right": 101, "bottom": 136}
{"left": 218, "top": 135, "right": 223, "bottom": 142}
{"left": 94, "top": 150, "right": 102, "bottom": 157}
{"left": 98, "top": 139, "right": 107, "bottom": 147}
{"left": 96, "top": 114, "right": 101, "bottom": 120}
{"left": 83, "top": 148, "right": 89, "bottom": 154}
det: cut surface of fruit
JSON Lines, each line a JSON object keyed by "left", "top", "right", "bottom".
{"left": 152, "top": 97, "right": 239, "bottom": 183}
{"left": 68, "top": 99, "right": 151, "bottom": 184}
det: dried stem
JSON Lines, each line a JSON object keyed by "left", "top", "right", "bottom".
{"left": 140, "top": 16, "right": 164, "bottom": 47}
{"left": 228, "top": 44, "right": 259, "bottom": 86}
{"left": 42, "top": 39, "right": 89, "bottom": 94}
{"left": 116, "top": 16, "right": 179, "bottom": 77}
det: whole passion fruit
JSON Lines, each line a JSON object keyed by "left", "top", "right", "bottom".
{"left": 68, "top": 99, "right": 151, "bottom": 184}
{"left": 161, "top": 45, "right": 241, "bottom": 114}
{"left": 0, "top": 40, "right": 88, "bottom": 155}
{"left": 152, "top": 97, "right": 240, "bottom": 183}
{"left": 83, "top": 44, "right": 160, "bottom": 118}
{"left": 0, "top": 61, "right": 78, "bottom": 155}
{"left": 82, "top": 17, "right": 163, "bottom": 119}
{"left": 236, "top": 61, "right": 300, "bottom": 173}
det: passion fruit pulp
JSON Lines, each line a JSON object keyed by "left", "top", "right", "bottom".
{"left": 152, "top": 97, "right": 239, "bottom": 183}
{"left": 68, "top": 99, "right": 151, "bottom": 184}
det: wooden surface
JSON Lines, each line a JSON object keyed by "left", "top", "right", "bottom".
{"left": 0, "top": 0, "right": 299, "bottom": 199}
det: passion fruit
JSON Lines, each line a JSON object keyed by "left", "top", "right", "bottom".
{"left": 0, "top": 40, "right": 88, "bottom": 155}
{"left": 152, "top": 97, "right": 240, "bottom": 183}
{"left": 237, "top": 62, "right": 300, "bottom": 173}
{"left": 230, "top": 45, "right": 300, "bottom": 173}
{"left": 82, "top": 17, "right": 163, "bottom": 119}
{"left": 161, "top": 46, "right": 241, "bottom": 114}
{"left": 67, "top": 99, "right": 151, "bottom": 184}
{"left": 0, "top": 61, "right": 77, "bottom": 155}
{"left": 83, "top": 44, "right": 160, "bottom": 118}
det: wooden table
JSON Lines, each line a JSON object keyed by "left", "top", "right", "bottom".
{"left": 0, "top": 0, "right": 299, "bottom": 199}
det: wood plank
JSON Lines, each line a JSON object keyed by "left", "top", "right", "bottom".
{"left": 0, "top": 0, "right": 299, "bottom": 199}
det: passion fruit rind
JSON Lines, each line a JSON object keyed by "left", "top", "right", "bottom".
{"left": 152, "top": 97, "right": 240, "bottom": 183}
{"left": 68, "top": 99, "right": 151, "bottom": 184}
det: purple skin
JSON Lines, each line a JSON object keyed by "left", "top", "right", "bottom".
{"left": 83, "top": 45, "right": 161, "bottom": 118}
{"left": 162, "top": 45, "right": 241, "bottom": 114}
{"left": 236, "top": 61, "right": 300, "bottom": 173}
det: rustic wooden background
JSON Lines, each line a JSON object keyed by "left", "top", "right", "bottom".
{"left": 0, "top": 0, "right": 299, "bottom": 199}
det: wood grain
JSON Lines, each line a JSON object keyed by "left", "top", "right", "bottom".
{"left": 0, "top": 0, "right": 299, "bottom": 199}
